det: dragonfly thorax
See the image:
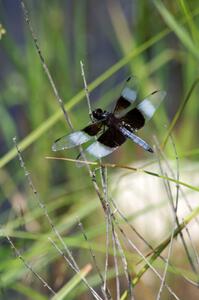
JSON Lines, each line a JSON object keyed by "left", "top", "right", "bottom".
{"left": 92, "top": 108, "right": 109, "bottom": 120}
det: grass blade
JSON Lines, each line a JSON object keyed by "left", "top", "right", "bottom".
{"left": 51, "top": 264, "right": 92, "bottom": 300}
{"left": 154, "top": 0, "right": 199, "bottom": 60}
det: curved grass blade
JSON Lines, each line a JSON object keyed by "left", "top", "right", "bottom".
{"left": 46, "top": 157, "right": 199, "bottom": 192}
{"left": 154, "top": 0, "right": 199, "bottom": 60}
{"left": 119, "top": 205, "right": 199, "bottom": 299}
{"left": 162, "top": 77, "right": 199, "bottom": 147}
{"left": 51, "top": 264, "right": 92, "bottom": 300}
{"left": 132, "top": 204, "right": 199, "bottom": 286}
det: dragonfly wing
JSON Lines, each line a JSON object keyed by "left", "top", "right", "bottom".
{"left": 52, "top": 121, "right": 103, "bottom": 151}
{"left": 118, "top": 126, "right": 153, "bottom": 153}
{"left": 52, "top": 131, "right": 93, "bottom": 151}
{"left": 77, "top": 127, "right": 126, "bottom": 165}
{"left": 121, "top": 90, "right": 166, "bottom": 131}
{"left": 137, "top": 90, "right": 166, "bottom": 122}
{"left": 113, "top": 76, "right": 138, "bottom": 115}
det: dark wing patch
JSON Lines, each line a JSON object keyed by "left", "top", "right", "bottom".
{"left": 52, "top": 121, "right": 103, "bottom": 151}
{"left": 98, "top": 127, "right": 126, "bottom": 148}
{"left": 83, "top": 121, "right": 103, "bottom": 136}
{"left": 121, "top": 108, "right": 145, "bottom": 130}
{"left": 113, "top": 76, "right": 138, "bottom": 114}
{"left": 76, "top": 127, "right": 126, "bottom": 165}
{"left": 113, "top": 96, "right": 132, "bottom": 114}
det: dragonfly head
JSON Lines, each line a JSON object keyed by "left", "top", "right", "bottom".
{"left": 92, "top": 108, "right": 108, "bottom": 120}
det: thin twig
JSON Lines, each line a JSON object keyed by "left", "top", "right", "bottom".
{"left": 154, "top": 166, "right": 176, "bottom": 300}
{"left": 111, "top": 225, "right": 134, "bottom": 299}
{"left": 13, "top": 137, "right": 103, "bottom": 299}
{"left": 156, "top": 227, "right": 175, "bottom": 300}
{"left": 111, "top": 183, "right": 180, "bottom": 300}
{"left": 78, "top": 219, "right": 104, "bottom": 284}
{"left": 79, "top": 63, "right": 108, "bottom": 213}
{"left": 111, "top": 198, "right": 156, "bottom": 251}
{"left": 170, "top": 135, "right": 180, "bottom": 212}
{"left": 48, "top": 238, "right": 102, "bottom": 300}
{"left": 184, "top": 224, "right": 199, "bottom": 272}
{"left": 149, "top": 156, "right": 177, "bottom": 297}
{"left": 5, "top": 235, "right": 56, "bottom": 295}
{"left": 100, "top": 172, "right": 137, "bottom": 299}
{"left": 80, "top": 60, "right": 94, "bottom": 122}
{"left": 13, "top": 137, "right": 78, "bottom": 270}
{"left": 117, "top": 224, "right": 180, "bottom": 300}
{"left": 45, "top": 156, "right": 199, "bottom": 192}
{"left": 157, "top": 136, "right": 198, "bottom": 300}
{"left": 155, "top": 139, "right": 178, "bottom": 295}
{"left": 156, "top": 136, "right": 199, "bottom": 226}
{"left": 104, "top": 209, "right": 110, "bottom": 295}
{"left": 156, "top": 136, "right": 199, "bottom": 225}
{"left": 20, "top": 0, "right": 73, "bottom": 130}
{"left": 77, "top": 219, "right": 112, "bottom": 300}
{"left": 182, "top": 276, "right": 199, "bottom": 287}
{"left": 98, "top": 167, "right": 111, "bottom": 295}
{"left": 170, "top": 137, "right": 198, "bottom": 273}
{"left": 107, "top": 199, "right": 134, "bottom": 298}
{"left": 80, "top": 61, "right": 110, "bottom": 230}
{"left": 111, "top": 223, "right": 120, "bottom": 300}
{"left": 155, "top": 137, "right": 198, "bottom": 274}
{"left": 20, "top": 1, "right": 104, "bottom": 205}
{"left": 100, "top": 167, "right": 108, "bottom": 200}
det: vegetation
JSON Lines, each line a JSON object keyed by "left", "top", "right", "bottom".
{"left": 0, "top": 1, "right": 199, "bottom": 299}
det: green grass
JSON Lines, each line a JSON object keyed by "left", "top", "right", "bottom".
{"left": 0, "top": 1, "right": 199, "bottom": 299}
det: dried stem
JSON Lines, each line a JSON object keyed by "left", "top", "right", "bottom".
{"left": 155, "top": 137, "right": 198, "bottom": 274}
{"left": 13, "top": 137, "right": 78, "bottom": 269}
{"left": 184, "top": 225, "right": 199, "bottom": 272}
{"left": 48, "top": 238, "right": 102, "bottom": 300}
{"left": 104, "top": 209, "right": 110, "bottom": 295}
{"left": 78, "top": 219, "right": 112, "bottom": 300}
{"left": 117, "top": 224, "right": 180, "bottom": 300}
{"left": 13, "top": 137, "right": 103, "bottom": 299}
{"left": 20, "top": 0, "right": 73, "bottom": 130}
{"left": 111, "top": 223, "right": 120, "bottom": 300}
{"left": 80, "top": 60, "right": 94, "bottom": 122}
{"left": 111, "top": 225, "right": 134, "bottom": 299}
{"left": 5, "top": 235, "right": 56, "bottom": 295}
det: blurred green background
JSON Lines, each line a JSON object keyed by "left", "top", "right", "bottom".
{"left": 0, "top": 0, "right": 199, "bottom": 299}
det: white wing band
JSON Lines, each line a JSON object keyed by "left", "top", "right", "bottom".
{"left": 121, "top": 87, "right": 137, "bottom": 102}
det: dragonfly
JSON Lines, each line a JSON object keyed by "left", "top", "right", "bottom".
{"left": 52, "top": 77, "right": 166, "bottom": 163}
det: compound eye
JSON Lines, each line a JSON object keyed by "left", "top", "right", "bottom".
{"left": 96, "top": 108, "right": 103, "bottom": 114}
{"left": 92, "top": 108, "right": 104, "bottom": 120}
{"left": 93, "top": 108, "right": 103, "bottom": 116}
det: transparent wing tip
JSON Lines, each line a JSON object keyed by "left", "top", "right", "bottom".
{"left": 151, "top": 89, "right": 167, "bottom": 98}
{"left": 52, "top": 143, "right": 58, "bottom": 152}
{"left": 160, "top": 90, "right": 167, "bottom": 99}
{"left": 52, "top": 143, "right": 65, "bottom": 152}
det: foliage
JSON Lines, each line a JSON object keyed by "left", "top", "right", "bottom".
{"left": 0, "top": 1, "right": 199, "bottom": 299}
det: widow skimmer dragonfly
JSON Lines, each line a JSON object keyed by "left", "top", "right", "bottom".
{"left": 52, "top": 77, "right": 166, "bottom": 163}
